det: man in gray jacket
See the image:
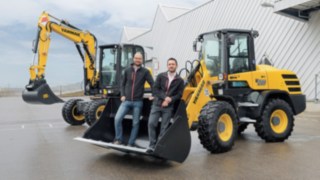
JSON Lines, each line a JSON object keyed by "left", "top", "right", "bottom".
{"left": 147, "top": 57, "right": 184, "bottom": 153}
{"left": 114, "top": 52, "right": 154, "bottom": 147}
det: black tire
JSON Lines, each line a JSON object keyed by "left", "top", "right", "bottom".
{"left": 254, "top": 99, "right": 294, "bottom": 142}
{"left": 198, "top": 101, "right": 238, "bottom": 153}
{"left": 238, "top": 122, "right": 249, "bottom": 134}
{"left": 84, "top": 99, "right": 107, "bottom": 126}
{"left": 62, "top": 99, "right": 85, "bottom": 126}
{"left": 83, "top": 102, "right": 93, "bottom": 125}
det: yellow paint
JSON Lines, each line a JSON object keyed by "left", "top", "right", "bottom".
{"left": 226, "top": 64, "right": 302, "bottom": 94}
{"left": 103, "top": 89, "right": 107, "bottom": 95}
{"left": 217, "top": 113, "right": 233, "bottom": 142}
{"left": 29, "top": 12, "right": 98, "bottom": 88}
{"left": 144, "top": 67, "right": 153, "bottom": 89}
{"left": 72, "top": 106, "right": 85, "bottom": 121}
{"left": 183, "top": 58, "right": 303, "bottom": 128}
{"left": 270, "top": 109, "right": 288, "bottom": 134}
{"left": 183, "top": 60, "right": 216, "bottom": 127}
{"left": 95, "top": 105, "right": 105, "bottom": 119}
{"left": 42, "top": 93, "right": 49, "bottom": 99}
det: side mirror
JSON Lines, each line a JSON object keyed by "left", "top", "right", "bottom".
{"left": 193, "top": 41, "right": 201, "bottom": 52}
{"left": 111, "top": 48, "right": 117, "bottom": 54}
{"left": 251, "top": 30, "right": 259, "bottom": 38}
{"left": 227, "top": 35, "right": 235, "bottom": 46}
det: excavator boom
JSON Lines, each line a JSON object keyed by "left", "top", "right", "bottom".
{"left": 23, "top": 12, "right": 98, "bottom": 104}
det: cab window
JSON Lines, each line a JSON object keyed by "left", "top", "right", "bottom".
{"left": 101, "top": 48, "right": 118, "bottom": 87}
{"left": 228, "top": 34, "right": 249, "bottom": 74}
{"left": 121, "top": 46, "right": 133, "bottom": 75}
{"left": 201, "top": 33, "right": 222, "bottom": 77}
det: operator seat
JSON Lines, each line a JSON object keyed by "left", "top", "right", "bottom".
{"left": 231, "top": 58, "right": 248, "bottom": 74}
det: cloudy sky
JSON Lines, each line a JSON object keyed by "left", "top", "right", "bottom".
{"left": 0, "top": 0, "right": 208, "bottom": 88}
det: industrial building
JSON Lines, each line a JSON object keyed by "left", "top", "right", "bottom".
{"left": 120, "top": 0, "right": 320, "bottom": 100}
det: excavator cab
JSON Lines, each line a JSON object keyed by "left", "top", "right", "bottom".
{"left": 98, "top": 44, "right": 149, "bottom": 96}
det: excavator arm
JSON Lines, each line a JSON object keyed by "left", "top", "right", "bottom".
{"left": 23, "top": 12, "right": 98, "bottom": 104}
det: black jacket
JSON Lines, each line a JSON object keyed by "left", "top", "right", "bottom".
{"left": 121, "top": 65, "right": 154, "bottom": 101}
{"left": 153, "top": 72, "right": 184, "bottom": 107}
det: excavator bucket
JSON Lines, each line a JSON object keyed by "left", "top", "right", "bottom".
{"left": 75, "top": 98, "right": 191, "bottom": 163}
{"left": 22, "top": 79, "right": 64, "bottom": 105}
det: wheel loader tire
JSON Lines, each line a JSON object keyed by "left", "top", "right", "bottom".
{"left": 84, "top": 99, "right": 107, "bottom": 126}
{"left": 62, "top": 99, "right": 85, "bottom": 126}
{"left": 198, "top": 101, "right": 237, "bottom": 153}
{"left": 238, "top": 123, "right": 249, "bottom": 134}
{"left": 254, "top": 98, "right": 294, "bottom": 142}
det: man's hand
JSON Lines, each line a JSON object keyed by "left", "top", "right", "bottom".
{"left": 148, "top": 96, "right": 154, "bottom": 101}
{"left": 121, "top": 96, "right": 126, "bottom": 102}
{"left": 162, "top": 100, "right": 168, "bottom": 107}
{"left": 165, "top": 97, "right": 172, "bottom": 103}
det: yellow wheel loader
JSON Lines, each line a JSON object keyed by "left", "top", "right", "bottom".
{"left": 76, "top": 29, "right": 306, "bottom": 163}
{"left": 22, "top": 12, "right": 151, "bottom": 126}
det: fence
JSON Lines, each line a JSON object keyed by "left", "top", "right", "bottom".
{"left": 0, "top": 82, "right": 83, "bottom": 97}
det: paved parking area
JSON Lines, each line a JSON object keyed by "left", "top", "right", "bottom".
{"left": 1, "top": 97, "right": 320, "bottom": 180}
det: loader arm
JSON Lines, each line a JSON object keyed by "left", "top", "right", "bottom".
{"left": 23, "top": 12, "right": 98, "bottom": 104}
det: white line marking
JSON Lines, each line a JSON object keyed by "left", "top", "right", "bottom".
{"left": 21, "top": 125, "right": 25, "bottom": 129}
{"left": 48, "top": 124, "right": 53, "bottom": 128}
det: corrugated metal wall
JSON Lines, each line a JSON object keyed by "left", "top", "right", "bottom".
{"left": 122, "top": 0, "right": 320, "bottom": 100}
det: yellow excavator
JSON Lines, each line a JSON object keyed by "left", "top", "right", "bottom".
{"left": 23, "top": 12, "right": 150, "bottom": 125}
{"left": 76, "top": 29, "right": 306, "bottom": 163}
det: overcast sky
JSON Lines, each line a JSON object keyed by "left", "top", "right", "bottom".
{"left": 0, "top": 0, "right": 208, "bottom": 88}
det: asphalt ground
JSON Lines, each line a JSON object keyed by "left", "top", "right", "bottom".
{"left": 1, "top": 97, "right": 320, "bottom": 180}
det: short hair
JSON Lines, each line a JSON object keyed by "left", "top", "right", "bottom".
{"left": 134, "top": 52, "right": 143, "bottom": 58}
{"left": 167, "top": 57, "right": 178, "bottom": 65}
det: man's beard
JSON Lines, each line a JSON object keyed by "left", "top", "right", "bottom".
{"left": 169, "top": 69, "right": 176, "bottom": 73}
{"left": 134, "top": 62, "right": 142, "bottom": 66}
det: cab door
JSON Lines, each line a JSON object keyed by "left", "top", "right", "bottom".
{"left": 226, "top": 33, "right": 253, "bottom": 93}
{"left": 99, "top": 45, "right": 120, "bottom": 90}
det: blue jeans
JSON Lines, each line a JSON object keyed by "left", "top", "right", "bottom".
{"left": 114, "top": 100, "right": 143, "bottom": 145}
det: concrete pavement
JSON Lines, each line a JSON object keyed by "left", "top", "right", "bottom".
{"left": 1, "top": 97, "right": 320, "bottom": 180}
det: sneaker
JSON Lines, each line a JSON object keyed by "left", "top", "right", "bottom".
{"left": 128, "top": 143, "right": 142, "bottom": 149}
{"left": 113, "top": 140, "right": 122, "bottom": 145}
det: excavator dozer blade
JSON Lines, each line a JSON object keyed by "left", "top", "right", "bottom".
{"left": 22, "top": 80, "right": 64, "bottom": 105}
{"left": 75, "top": 99, "right": 191, "bottom": 163}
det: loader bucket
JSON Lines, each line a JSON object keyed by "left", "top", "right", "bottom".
{"left": 22, "top": 79, "right": 64, "bottom": 105}
{"left": 75, "top": 98, "right": 191, "bottom": 163}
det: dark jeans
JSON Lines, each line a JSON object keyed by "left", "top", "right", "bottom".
{"left": 114, "top": 100, "right": 143, "bottom": 145}
{"left": 148, "top": 105, "right": 173, "bottom": 149}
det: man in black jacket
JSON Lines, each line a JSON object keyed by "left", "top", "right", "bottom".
{"left": 147, "top": 57, "right": 184, "bottom": 152}
{"left": 114, "top": 52, "right": 154, "bottom": 146}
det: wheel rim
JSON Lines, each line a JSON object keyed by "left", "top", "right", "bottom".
{"left": 270, "top": 109, "right": 288, "bottom": 134}
{"left": 217, "top": 113, "right": 233, "bottom": 142}
{"left": 72, "top": 106, "right": 84, "bottom": 121}
{"left": 95, "top": 105, "right": 105, "bottom": 120}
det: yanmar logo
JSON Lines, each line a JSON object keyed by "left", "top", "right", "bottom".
{"left": 61, "top": 28, "right": 80, "bottom": 37}
{"left": 193, "top": 80, "right": 205, "bottom": 104}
